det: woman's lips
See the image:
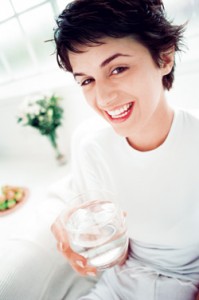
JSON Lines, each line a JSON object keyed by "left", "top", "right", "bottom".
{"left": 105, "top": 102, "right": 134, "bottom": 123}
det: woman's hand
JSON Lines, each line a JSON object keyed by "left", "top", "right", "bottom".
{"left": 118, "top": 242, "right": 129, "bottom": 266}
{"left": 51, "top": 216, "right": 97, "bottom": 277}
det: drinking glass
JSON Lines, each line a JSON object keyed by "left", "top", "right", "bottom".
{"left": 59, "top": 190, "right": 128, "bottom": 271}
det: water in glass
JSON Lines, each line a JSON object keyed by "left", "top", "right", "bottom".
{"left": 65, "top": 199, "right": 128, "bottom": 270}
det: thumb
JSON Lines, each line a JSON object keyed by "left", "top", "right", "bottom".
{"left": 51, "top": 218, "right": 68, "bottom": 244}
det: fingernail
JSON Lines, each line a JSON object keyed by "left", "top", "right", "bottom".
{"left": 87, "top": 272, "right": 96, "bottom": 277}
{"left": 58, "top": 242, "right": 65, "bottom": 251}
{"left": 76, "top": 260, "right": 85, "bottom": 268}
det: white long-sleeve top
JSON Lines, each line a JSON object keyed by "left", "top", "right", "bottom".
{"left": 58, "top": 109, "right": 199, "bottom": 284}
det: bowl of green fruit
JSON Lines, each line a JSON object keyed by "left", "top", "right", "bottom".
{"left": 0, "top": 185, "right": 29, "bottom": 216}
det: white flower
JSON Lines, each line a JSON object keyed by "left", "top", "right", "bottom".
{"left": 38, "top": 116, "right": 44, "bottom": 121}
{"left": 40, "top": 108, "right": 46, "bottom": 113}
{"left": 19, "top": 94, "right": 44, "bottom": 114}
{"left": 26, "top": 104, "right": 41, "bottom": 116}
{"left": 47, "top": 108, "right": 53, "bottom": 118}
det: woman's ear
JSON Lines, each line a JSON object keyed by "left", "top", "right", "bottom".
{"left": 160, "top": 47, "right": 175, "bottom": 75}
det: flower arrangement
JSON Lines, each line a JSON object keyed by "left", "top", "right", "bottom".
{"left": 17, "top": 94, "right": 65, "bottom": 162}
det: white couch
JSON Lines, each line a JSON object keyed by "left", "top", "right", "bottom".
{"left": 0, "top": 172, "right": 97, "bottom": 300}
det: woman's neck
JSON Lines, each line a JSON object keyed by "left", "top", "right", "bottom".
{"left": 127, "top": 104, "right": 174, "bottom": 152}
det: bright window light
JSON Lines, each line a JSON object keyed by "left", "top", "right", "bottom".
{"left": 19, "top": 3, "right": 55, "bottom": 67}
{"left": 0, "top": 19, "right": 34, "bottom": 81}
{"left": 57, "top": 0, "right": 72, "bottom": 12}
{"left": 11, "top": 0, "right": 44, "bottom": 13}
{"left": 0, "top": 57, "right": 10, "bottom": 84}
{"left": 0, "top": 0, "right": 59, "bottom": 86}
{"left": 0, "top": 0, "right": 14, "bottom": 21}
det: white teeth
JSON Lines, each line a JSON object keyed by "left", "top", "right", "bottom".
{"left": 107, "top": 103, "right": 132, "bottom": 117}
{"left": 111, "top": 111, "right": 129, "bottom": 118}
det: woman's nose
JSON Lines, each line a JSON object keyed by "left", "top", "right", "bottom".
{"left": 95, "top": 82, "right": 117, "bottom": 108}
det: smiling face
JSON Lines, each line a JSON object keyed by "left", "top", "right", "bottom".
{"left": 69, "top": 37, "right": 174, "bottom": 149}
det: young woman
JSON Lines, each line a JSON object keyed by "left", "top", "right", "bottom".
{"left": 51, "top": 1, "right": 199, "bottom": 299}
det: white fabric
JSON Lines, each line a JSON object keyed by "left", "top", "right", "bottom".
{"left": 0, "top": 239, "right": 97, "bottom": 300}
{"left": 1, "top": 109, "right": 199, "bottom": 299}
{"left": 79, "top": 243, "right": 199, "bottom": 300}
{"left": 66, "top": 109, "right": 199, "bottom": 285}
{"left": 0, "top": 174, "right": 98, "bottom": 300}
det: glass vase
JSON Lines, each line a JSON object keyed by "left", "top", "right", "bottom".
{"left": 48, "top": 131, "right": 66, "bottom": 165}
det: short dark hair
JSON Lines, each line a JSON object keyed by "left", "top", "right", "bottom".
{"left": 54, "top": 0, "right": 185, "bottom": 90}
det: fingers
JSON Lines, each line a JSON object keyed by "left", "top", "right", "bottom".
{"left": 51, "top": 218, "right": 67, "bottom": 241}
{"left": 51, "top": 217, "right": 97, "bottom": 276}
{"left": 118, "top": 249, "right": 128, "bottom": 266}
{"left": 118, "top": 240, "right": 129, "bottom": 266}
{"left": 60, "top": 243, "right": 97, "bottom": 276}
{"left": 51, "top": 218, "right": 71, "bottom": 256}
{"left": 71, "top": 259, "right": 97, "bottom": 276}
{"left": 58, "top": 243, "right": 97, "bottom": 276}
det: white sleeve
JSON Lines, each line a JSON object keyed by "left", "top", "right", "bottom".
{"left": 69, "top": 120, "right": 115, "bottom": 195}
{"left": 46, "top": 117, "right": 113, "bottom": 215}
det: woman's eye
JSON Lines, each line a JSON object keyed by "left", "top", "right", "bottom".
{"left": 81, "top": 78, "right": 94, "bottom": 86}
{"left": 111, "top": 66, "right": 128, "bottom": 75}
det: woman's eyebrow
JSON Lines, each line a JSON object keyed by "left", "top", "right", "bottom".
{"left": 73, "top": 53, "right": 131, "bottom": 79}
{"left": 100, "top": 53, "right": 132, "bottom": 68}
{"left": 73, "top": 72, "right": 86, "bottom": 80}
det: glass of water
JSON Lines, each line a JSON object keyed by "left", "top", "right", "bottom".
{"left": 60, "top": 190, "right": 128, "bottom": 271}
